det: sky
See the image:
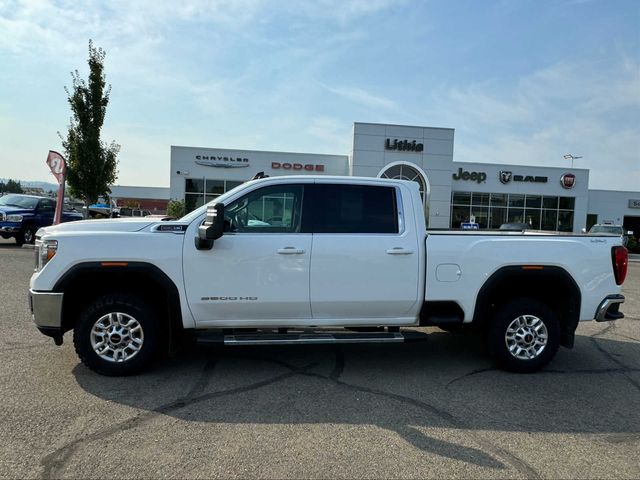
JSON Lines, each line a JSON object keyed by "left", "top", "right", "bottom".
{"left": 0, "top": 0, "right": 639, "bottom": 190}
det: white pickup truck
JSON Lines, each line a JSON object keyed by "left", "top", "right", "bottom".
{"left": 29, "top": 176, "right": 628, "bottom": 375}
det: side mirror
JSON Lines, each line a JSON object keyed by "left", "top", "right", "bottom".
{"left": 195, "top": 203, "right": 225, "bottom": 250}
{"left": 581, "top": 228, "right": 587, "bottom": 233}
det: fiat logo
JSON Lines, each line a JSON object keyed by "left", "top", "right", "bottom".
{"left": 561, "top": 173, "right": 576, "bottom": 189}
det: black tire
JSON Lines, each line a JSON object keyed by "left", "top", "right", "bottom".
{"left": 486, "top": 297, "right": 560, "bottom": 373}
{"left": 73, "top": 293, "right": 163, "bottom": 376}
{"left": 16, "top": 224, "right": 36, "bottom": 245}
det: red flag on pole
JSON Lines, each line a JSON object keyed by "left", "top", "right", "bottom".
{"left": 46, "top": 151, "right": 67, "bottom": 225}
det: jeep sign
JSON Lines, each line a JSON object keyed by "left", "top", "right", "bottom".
{"left": 452, "top": 167, "right": 487, "bottom": 183}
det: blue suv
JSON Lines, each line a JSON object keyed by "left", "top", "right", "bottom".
{"left": 0, "top": 194, "right": 83, "bottom": 245}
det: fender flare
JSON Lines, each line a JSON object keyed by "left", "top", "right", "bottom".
{"left": 472, "top": 265, "right": 581, "bottom": 348}
{"left": 53, "top": 261, "right": 187, "bottom": 334}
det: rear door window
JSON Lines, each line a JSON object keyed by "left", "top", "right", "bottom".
{"left": 312, "top": 184, "right": 398, "bottom": 234}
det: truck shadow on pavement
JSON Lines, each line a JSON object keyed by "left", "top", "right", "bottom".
{"left": 71, "top": 330, "right": 640, "bottom": 473}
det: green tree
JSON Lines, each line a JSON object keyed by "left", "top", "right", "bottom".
{"left": 0, "top": 179, "right": 24, "bottom": 193}
{"left": 166, "top": 199, "right": 186, "bottom": 219}
{"left": 60, "top": 40, "right": 119, "bottom": 206}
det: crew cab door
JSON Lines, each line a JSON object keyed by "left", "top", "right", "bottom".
{"left": 309, "top": 183, "right": 420, "bottom": 321}
{"left": 183, "top": 183, "right": 312, "bottom": 325}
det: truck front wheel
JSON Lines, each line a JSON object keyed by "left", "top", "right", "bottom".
{"left": 15, "top": 224, "right": 36, "bottom": 246}
{"left": 73, "top": 293, "right": 161, "bottom": 376}
{"left": 486, "top": 297, "right": 560, "bottom": 373}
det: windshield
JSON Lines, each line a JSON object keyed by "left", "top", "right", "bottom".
{"left": 589, "top": 225, "right": 622, "bottom": 234}
{"left": 178, "top": 180, "right": 253, "bottom": 223}
{"left": 0, "top": 194, "right": 39, "bottom": 209}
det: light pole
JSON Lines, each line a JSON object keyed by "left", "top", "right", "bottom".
{"left": 563, "top": 154, "right": 582, "bottom": 168}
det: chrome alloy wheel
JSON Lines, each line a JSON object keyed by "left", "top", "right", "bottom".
{"left": 90, "top": 312, "right": 144, "bottom": 363}
{"left": 504, "top": 314, "right": 548, "bottom": 361}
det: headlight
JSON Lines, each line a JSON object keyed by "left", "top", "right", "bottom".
{"left": 34, "top": 239, "right": 58, "bottom": 272}
{"left": 6, "top": 214, "right": 23, "bottom": 222}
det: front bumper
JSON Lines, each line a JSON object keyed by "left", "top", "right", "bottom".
{"left": 29, "top": 289, "right": 63, "bottom": 329}
{"left": 594, "top": 294, "right": 625, "bottom": 322}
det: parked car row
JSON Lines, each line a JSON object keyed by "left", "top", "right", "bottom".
{"left": 0, "top": 194, "right": 83, "bottom": 245}
{"left": 0, "top": 194, "right": 175, "bottom": 245}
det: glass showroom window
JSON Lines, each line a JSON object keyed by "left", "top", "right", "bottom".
{"left": 557, "top": 197, "right": 575, "bottom": 232}
{"left": 451, "top": 192, "right": 576, "bottom": 231}
{"left": 380, "top": 163, "right": 429, "bottom": 225}
{"left": 185, "top": 179, "right": 245, "bottom": 213}
{"left": 380, "top": 164, "right": 426, "bottom": 201}
{"left": 451, "top": 192, "right": 471, "bottom": 228}
{"left": 489, "top": 193, "right": 507, "bottom": 229}
{"left": 471, "top": 192, "right": 489, "bottom": 228}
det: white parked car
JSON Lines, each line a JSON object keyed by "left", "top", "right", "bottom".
{"left": 588, "top": 224, "right": 633, "bottom": 246}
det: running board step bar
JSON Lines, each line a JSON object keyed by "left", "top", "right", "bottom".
{"left": 197, "top": 331, "right": 428, "bottom": 346}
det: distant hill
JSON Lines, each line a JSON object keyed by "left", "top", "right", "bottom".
{"left": 0, "top": 178, "right": 58, "bottom": 192}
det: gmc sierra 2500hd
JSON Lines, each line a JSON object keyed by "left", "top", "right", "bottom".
{"left": 29, "top": 176, "right": 627, "bottom": 375}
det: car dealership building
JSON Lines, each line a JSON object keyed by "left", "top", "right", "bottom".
{"left": 167, "top": 122, "right": 640, "bottom": 234}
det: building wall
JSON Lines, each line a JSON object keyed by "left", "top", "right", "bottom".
{"left": 110, "top": 185, "right": 170, "bottom": 200}
{"left": 161, "top": 123, "right": 637, "bottom": 233}
{"left": 351, "top": 122, "right": 455, "bottom": 228}
{"left": 170, "top": 146, "right": 348, "bottom": 208}
{"left": 110, "top": 185, "right": 171, "bottom": 214}
{"left": 588, "top": 190, "right": 640, "bottom": 235}
{"left": 451, "top": 162, "right": 589, "bottom": 232}
{"left": 114, "top": 198, "right": 169, "bottom": 214}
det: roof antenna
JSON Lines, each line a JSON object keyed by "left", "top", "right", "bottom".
{"left": 251, "top": 172, "right": 269, "bottom": 180}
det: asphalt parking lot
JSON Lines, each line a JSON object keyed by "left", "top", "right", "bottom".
{"left": 0, "top": 237, "right": 638, "bottom": 479}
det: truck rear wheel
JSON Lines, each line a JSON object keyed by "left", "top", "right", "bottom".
{"left": 486, "top": 297, "right": 560, "bottom": 373}
{"left": 73, "top": 293, "right": 161, "bottom": 376}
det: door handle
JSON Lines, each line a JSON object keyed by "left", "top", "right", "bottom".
{"left": 277, "top": 247, "right": 306, "bottom": 254}
{"left": 386, "top": 247, "right": 414, "bottom": 255}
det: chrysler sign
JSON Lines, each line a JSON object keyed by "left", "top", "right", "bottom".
{"left": 195, "top": 155, "right": 249, "bottom": 168}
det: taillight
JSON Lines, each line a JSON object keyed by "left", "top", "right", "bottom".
{"left": 611, "top": 246, "right": 628, "bottom": 285}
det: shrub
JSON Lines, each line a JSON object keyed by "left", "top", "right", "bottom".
{"left": 167, "top": 199, "right": 185, "bottom": 219}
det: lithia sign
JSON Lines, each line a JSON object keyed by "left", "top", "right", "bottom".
{"left": 385, "top": 138, "right": 424, "bottom": 152}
